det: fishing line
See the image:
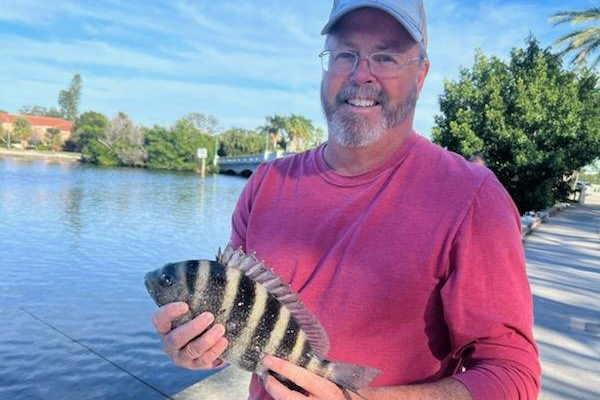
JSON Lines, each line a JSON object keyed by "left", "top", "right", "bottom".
{"left": 19, "top": 307, "right": 176, "bottom": 400}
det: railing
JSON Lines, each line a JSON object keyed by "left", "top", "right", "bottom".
{"left": 216, "top": 151, "right": 295, "bottom": 176}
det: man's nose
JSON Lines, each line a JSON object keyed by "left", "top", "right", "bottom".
{"left": 351, "top": 58, "right": 375, "bottom": 84}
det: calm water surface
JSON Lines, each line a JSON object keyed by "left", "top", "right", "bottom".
{"left": 0, "top": 156, "right": 249, "bottom": 400}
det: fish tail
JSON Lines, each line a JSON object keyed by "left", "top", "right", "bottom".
{"left": 320, "top": 356, "right": 380, "bottom": 396}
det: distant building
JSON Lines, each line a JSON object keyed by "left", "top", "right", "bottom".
{"left": 0, "top": 112, "right": 73, "bottom": 148}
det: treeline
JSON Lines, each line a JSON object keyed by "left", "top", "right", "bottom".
{"left": 0, "top": 74, "right": 324, "bottom": 172}
{"left": 68, "top": 111, "right": 324, "bottom": 172}
{"left": 69, "top": 111, "right": 215, "bottom": 171}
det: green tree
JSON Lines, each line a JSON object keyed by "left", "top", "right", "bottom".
{"left": 218, "top": 127, "right": 266, "bottom": 156}
{"left": 285, "top": 115, "right": 322, "bottom": 152}
{"left": 74, "top": 111, "right": 118, "bottom": 165}
{"left": 145, "top": 119, "right": 216, "bottom": 171}
{"left": 45, "top": 127, "right": 62, "bottom": 151}
{"left": 71, "top": 111, "right": 108, "bottom": 152}
{"left": 259, "top": 114, "right": 323, "bottom": 152}
{"left": 259, "top": 115, "right": 287, "bottom": 151}
{"left": 432, "top": 37, "right": 600, "bottom": 213}
{"left": 58, "top": 74, "right": 82, "bottom": 122}
{"left": 84, "top": 139, "right": 120, "bottom": 166}
{"left": 13, "top": 117, "right": 33, "bottom": 146}
{"left": 0, "top": 126, "right": 10, "bottom": 148}
{"left": 550, "top": 8, "right": 600, "bottom": 68}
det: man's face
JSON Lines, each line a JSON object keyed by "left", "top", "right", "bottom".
{"left": 321, "top": 8, "right": 428, "bottom": 147}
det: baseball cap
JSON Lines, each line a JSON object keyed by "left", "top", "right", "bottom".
{"left": 321, "top": 0, "right": 428, "bottom": 50}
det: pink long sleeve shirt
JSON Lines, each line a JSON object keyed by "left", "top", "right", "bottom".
{"left": 230, "top": 132, "right": 541, "bottom": 400}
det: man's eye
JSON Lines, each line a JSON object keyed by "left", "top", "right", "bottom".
{"left": 336, "top": 52, "right": 356, "bottom": 61}
{"left": 373, "top": 54, "right": 397, "bottom": 64}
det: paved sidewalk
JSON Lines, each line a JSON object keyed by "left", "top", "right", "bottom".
{"left": 525, "top": 192, "right": 600, "bottom": 399}
{"left": 173, "top": 366, "right": 251, "bottom": 400}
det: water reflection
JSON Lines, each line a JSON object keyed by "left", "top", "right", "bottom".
{"left": 63, "top": 187, "right": 84, "bottom": 239}
{"left": 0, "top": 156, "right": 249, "bottom": 399}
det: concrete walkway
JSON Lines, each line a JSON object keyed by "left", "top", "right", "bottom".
{"left": 525, "top": 191, "right": 600, "bottom": 399}
{"left": 173, "top": 366, "right": 251, "bottom": 400}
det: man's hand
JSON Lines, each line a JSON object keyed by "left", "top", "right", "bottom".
{"left": 262, "top": 356, "right": 356, "bottom": 400}
{"left": 151, "top": 302, "right": 228, "bottom": 370}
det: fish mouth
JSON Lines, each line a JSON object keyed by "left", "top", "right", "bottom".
{"left": 144, "top": 271, "right": 159, "bottom": 304}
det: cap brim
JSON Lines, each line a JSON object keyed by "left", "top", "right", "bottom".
{"left": 320, "top": 3, "right": 423, "bottom": 46}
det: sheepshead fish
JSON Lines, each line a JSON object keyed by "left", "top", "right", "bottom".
{"left": 144, "top": 244, "right": 380, "bottom": 395}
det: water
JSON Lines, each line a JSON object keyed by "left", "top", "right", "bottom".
{"left": 0, "top": 156, "right": 249, "bottom": 400}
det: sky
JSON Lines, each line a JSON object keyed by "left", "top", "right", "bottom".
{"left": 0, "top": 0, "right": 597, "bottom": 138}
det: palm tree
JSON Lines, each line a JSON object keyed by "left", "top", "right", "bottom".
{"left": 550, "top": 8, "right": 600, "bottom": 68}
{"left": 259, "top": 115, "right": 287, "bottom": 152}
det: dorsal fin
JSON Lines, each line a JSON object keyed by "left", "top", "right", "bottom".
{"left": 216, "top": 243, "right": 330, "bottom": 357}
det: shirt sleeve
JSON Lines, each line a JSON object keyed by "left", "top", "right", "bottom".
{"left": 229, "top": 163, "right": 267, "bottom": 250}
{"left": 441, "top": 174, "right": 541, "bottom": 400}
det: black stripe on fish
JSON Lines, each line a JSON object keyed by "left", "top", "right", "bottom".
{"left": 163, "top": 263, "right": 177, "bottom": 285}
{"left": 239, "top": 292, "right": 282, "bottom": 370}
{"left": 227, "top": 274, "right": 256, "bottom": 338}
{"left": 184, "top": 260, "right": 199, "bottom": 295}
{"left": 317, "top": 357, "right": 331, "bottom": 378}
{"left": 275, "top": 317, "right": 301, "bottom": 359}
{"left": 297, "top": 341, "right": 312, "bottom": 368}
{"left": 202, "top": 261, "right": 227, "bottom": 314}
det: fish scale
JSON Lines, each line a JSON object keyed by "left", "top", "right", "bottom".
{"left": 144, "top": 244, "right": 380, "bottom": 396}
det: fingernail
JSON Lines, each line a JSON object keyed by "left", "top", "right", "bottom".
{"left": 201, "top": 312, "right": 214, "bottom": 323}
{"left": 259, "top": 371, "right": 268, "bottom": 385}
{"left": 215, "top": 324, "right": 225, "bottom": 335}
{"left": 262, "top": 356, "right": 274, "bottom": 368}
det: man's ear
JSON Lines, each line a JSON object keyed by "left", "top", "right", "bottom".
{"left": 415, "top": 58, "right": 430, "bottom": 96}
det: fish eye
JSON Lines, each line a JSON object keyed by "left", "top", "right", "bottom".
{"left": 159, "top": 274, "right": 174, "bottom": 287}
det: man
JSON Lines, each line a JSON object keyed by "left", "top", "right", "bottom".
{"left": 470, "top": 152, "right": 486, "bottom": 167}
{"left": 152, "top": 1, "right": 541, "bottom": 399}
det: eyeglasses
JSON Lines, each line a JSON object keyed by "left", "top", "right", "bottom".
{"left": 319, "top": 50, "right": 423, "bottom": 78}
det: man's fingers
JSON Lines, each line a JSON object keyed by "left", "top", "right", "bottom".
{"left": 151, "top": 302, "right": 189, "bottom": 335}
{"left": 263, "top": 374, "right": 307, "bottom": 400}
{"left": 263, "top": 356, "right": 340, "bottom": 398}
{"left": 177, "top": 323, "right": 225, "bottom": 360}
{"left": 163, "top": 312, "right": 214, "bottom": 352}
{"left": 189, "top": 337, "right": 229, "bottom": 369}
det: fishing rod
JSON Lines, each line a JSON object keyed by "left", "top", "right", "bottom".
{"left": 19, "top": 307, "right": 176, "bottom": 400}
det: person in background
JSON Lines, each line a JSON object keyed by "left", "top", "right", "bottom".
{"left": 470, "top": 151, "right": 486, "bottom": 167}
{"left": 151, "top": 1, "right": 541, "bottom": 399}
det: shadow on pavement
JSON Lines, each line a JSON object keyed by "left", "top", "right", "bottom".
{"left": 525, "top": 201, "right": 600, "bottom": 400}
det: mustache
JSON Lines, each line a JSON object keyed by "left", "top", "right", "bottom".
{"left": 335, "top": 83, "right": 387, "bottom": 105}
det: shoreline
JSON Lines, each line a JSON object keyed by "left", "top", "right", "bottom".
{"left": 0, "top": 148, "right": 81, "bottom": 161}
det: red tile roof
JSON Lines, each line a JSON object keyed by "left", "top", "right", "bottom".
{"left": 0, "top": 113, "right": 73, "bottom": 131}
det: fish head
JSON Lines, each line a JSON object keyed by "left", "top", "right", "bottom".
{"left": 144, "top": 262, "right": 190, "bottom": 307}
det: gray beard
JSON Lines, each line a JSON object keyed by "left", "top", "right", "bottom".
{"left": 321, "top": 82, "right": 418, "bottom": 148}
